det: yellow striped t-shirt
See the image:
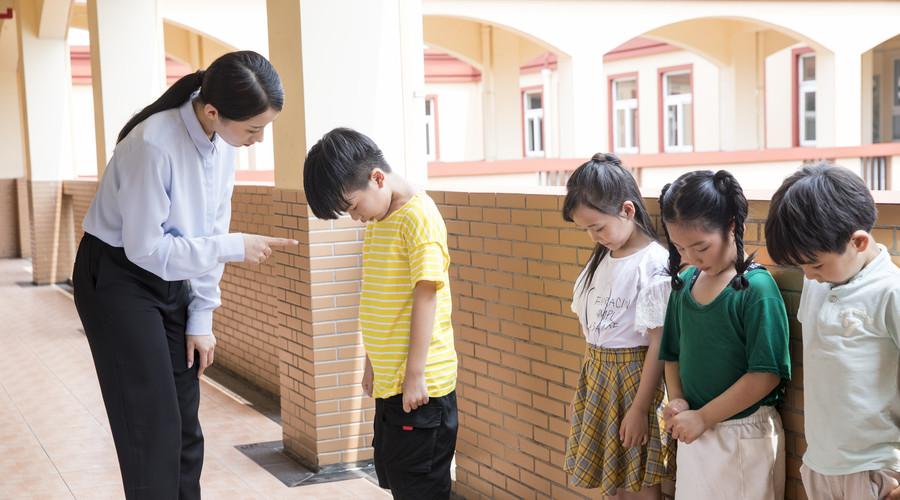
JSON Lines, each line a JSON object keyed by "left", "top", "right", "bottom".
{"left": 360, "top": 193, "right": 457, "bottom": 399}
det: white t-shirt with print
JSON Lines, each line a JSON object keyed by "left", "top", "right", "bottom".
{"left": 571, "top": 241, "right": 671, "bottom": 348}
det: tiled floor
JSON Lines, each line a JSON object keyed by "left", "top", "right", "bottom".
{"left": 0, "top": 259, "right": 390, "bottom": 500}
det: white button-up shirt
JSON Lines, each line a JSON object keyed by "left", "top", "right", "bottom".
{"left": 83, "top": 96, "right": 245, "bottom": 335}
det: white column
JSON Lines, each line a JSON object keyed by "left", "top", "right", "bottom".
{"left": 491, "top": 28, "right": 522, "bottom": 160}
{"left": 267, "top": 0, "right": 305, "bottom": 191}
{"left": 480, "top": 25, "right": 496, "bottom": 161}
{"left": 861, "top": 50, "right": 874, "bottom": 145}
{"left": 718, "top": 31, "right": 761, "bottom": 151}
{"left": 15, "top": 0, "right": 73, "bottom": 182}
{"left": 0, "top": 17, "right": 25, "bottom": 180}
{"left": 87, "top": 0, "right": 165, "bottom": 177}
{"left": 541, "top": 67, "right": 553, "bottom": 158}
{"left": 15, "top": 0, "right": 77, "bottom": 284}
{"left": 557, "top": 52, "right": 605, "bottom": 158}
{"left": 818, "top": 50, "right": 863, "bottom": 147}
{"left": 296, "top": 0, "right": 427, "bottom": 181}
{"left": 397, "top": 0, "right": 426, "bottom": 184}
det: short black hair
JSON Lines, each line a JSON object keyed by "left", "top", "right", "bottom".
{"left": 302, "top": 128, "right": 391, "bottom": 219}
{"left": 765, "top": 162, "right": 877, "bottom": 266}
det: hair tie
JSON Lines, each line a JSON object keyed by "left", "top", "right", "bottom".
{"left": 731, "top": 274, "right": 749, "bottom": 290}
{"left": 589, "top": 152, "right": 622, "bottom": 166}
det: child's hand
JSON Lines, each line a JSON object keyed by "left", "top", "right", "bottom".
{"left": 361, "top": 356, "right": 373, "bottom": 397}
{"left": 663, "top": 398, "right": 689, "bottom": 425}
{"left": 402, "top": 373, "right": 429, "bottom": 413}
{"left": 888, "top": 484, "right": 900, "bottom": 500}
{"left": 620, "top": 405, "right": 649, "bottom": 448}
{"left": 668, "top": 409, "right": 707, "bottom": 444}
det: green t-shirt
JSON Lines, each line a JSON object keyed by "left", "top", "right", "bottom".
{"left": 659, "top": 265, "right": 791, "bottom": 420}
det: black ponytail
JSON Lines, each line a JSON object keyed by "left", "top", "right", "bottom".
{"left": 117, "top": 50, "right": 284, "bottom": 144}
{"left": 658, "top": 182, "right": 685, "bottom": 290}
{"left": 658, "top": 170, "right": 755, "bottom": 291}
{"left": 563, "top": 152, "right": 657, "bottom": 294}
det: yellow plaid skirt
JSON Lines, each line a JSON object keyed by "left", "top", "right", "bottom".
{"left": 564, "top": 345, "right": 675, "bottom": 494}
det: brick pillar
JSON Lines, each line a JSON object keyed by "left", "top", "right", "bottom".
{"left": 0, "top": 179, "right": 19, "bottom": 258}
{"left": 274, "top": 189, "right": 371, "bottom": 469}
{"left": 16, "top": 177, "right": 30, "bottom": 259}
{"left": 27, "top": 180, "right": 74, "bottom": 284}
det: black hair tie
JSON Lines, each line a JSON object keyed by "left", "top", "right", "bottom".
{"left": 731, "top": 274, "right": 749, "bottom": 290}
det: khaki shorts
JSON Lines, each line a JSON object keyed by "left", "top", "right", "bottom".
{"left": 674, "top": 406, "right": 785, "bottom": 500}
{"left": 801, "top": 463, "right": 900, "bottom": 500}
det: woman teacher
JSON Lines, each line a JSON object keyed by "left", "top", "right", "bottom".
{"left": 73, "top": 50, "right": 294, "bottom": 499}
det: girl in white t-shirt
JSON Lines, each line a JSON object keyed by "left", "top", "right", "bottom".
{"left": 562, "top": 153, "right": 674, "bottom": 499}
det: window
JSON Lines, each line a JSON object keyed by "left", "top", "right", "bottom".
{"left": 523, "top": 90, "right": 544, "bottom": 157}
{"left": 424, "top": 96, "right": 438, "bottom": 161}
{"left": 611, "top": 78, "right": 638, "bottom": 154}
{"left": 873, "top": 75, "right": 880, "bottom": 142}
{"left": 893, "top": 59, "right": 900, "bottom": 141}
{"left": 798, "top": 53, "right": 816, "bottom": 146}
{"left": 662, "top": 70, "right": 693, "bottom": 152}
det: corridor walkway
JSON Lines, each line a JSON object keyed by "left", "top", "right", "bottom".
{"left": 0, "top": 259, "right": 388, "bottom": 500}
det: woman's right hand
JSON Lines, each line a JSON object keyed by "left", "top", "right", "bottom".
{"left": 242, "top": 234, "right": 298, "bottom": 264}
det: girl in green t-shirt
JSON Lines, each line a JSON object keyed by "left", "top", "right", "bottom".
{"left": 658, "top": 170, "right": 791, "bottom": 500}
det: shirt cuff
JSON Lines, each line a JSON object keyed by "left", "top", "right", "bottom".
{"left": 186, "top": 309, "right": 213, "bottom": 336}
{"left": 216, "top": 233, "right": 244, "bottom": 263}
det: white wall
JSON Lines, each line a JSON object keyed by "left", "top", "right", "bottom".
{"left": 765, "top": 46, "right": 794, "bottom": 149}
{"left": 639, "top": 158, "right": 865, "bottom": 192}
{"left": 424, "top": 82, "right": 484, "bottom": 161}
{"left": 70, "top": 85, "right": 99, "bottom": 177}
{"left": 0, "top": 19, "right": 24, "bottom": 179}
{"left": 604, "top": 49, "right": 720, "bottom": 154}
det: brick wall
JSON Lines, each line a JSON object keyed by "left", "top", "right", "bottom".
{"left": 0, "top": 178, "right": 20, "bottom": 258}
{"left": 38, "top": 179, "right": 900, "bottom": 496}
{"left": 16, "top": 178, "right": 30, "bottom": 259}
{"left": 213, "top": 185, "right": 282, "bottom": 397}
{"left": 437, "top": 189, "right": 900, "bottom": 500}
{"left": 63, "top": 180, "right": 98, "bottom": 254}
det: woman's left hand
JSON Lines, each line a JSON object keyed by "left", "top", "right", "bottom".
{"left": 187, "top": 334, "right": 216, "bottom": 378}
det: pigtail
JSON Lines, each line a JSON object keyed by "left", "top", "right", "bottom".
{"left": 659, "top": 183, "right": 685, "bottom": 290}
{"left": 713, "top": 170, "right": 755, "bottom": 290}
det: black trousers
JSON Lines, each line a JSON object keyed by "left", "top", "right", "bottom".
{"left": 373, "top": 391, "right": 458, "bottom": 500}
{"left": 73, "top": 233, "right": 203, "bottom": 500}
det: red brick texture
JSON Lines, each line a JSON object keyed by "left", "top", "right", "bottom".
{"left": 439, "top": 190, "right": 898, "bottom": 500}
{"left": 41, "top": 179, "right": 900, "bottom": 498}
{"left": 27, "top": 180, "right": 75, "bottom": 285}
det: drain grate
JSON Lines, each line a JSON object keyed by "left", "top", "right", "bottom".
{"left": 235, "top": 441, "right": 379, "bottom": 488}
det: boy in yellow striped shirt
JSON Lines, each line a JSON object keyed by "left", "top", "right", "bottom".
{"left": 303, "top": 128, "right": 458, "bottom": 499}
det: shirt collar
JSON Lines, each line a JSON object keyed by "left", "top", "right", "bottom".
{"left": 179, "top": 93, "right": 219, "bottom": 160}
{"left": 835, "top": 244, "right": 891, "bottom": 290}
